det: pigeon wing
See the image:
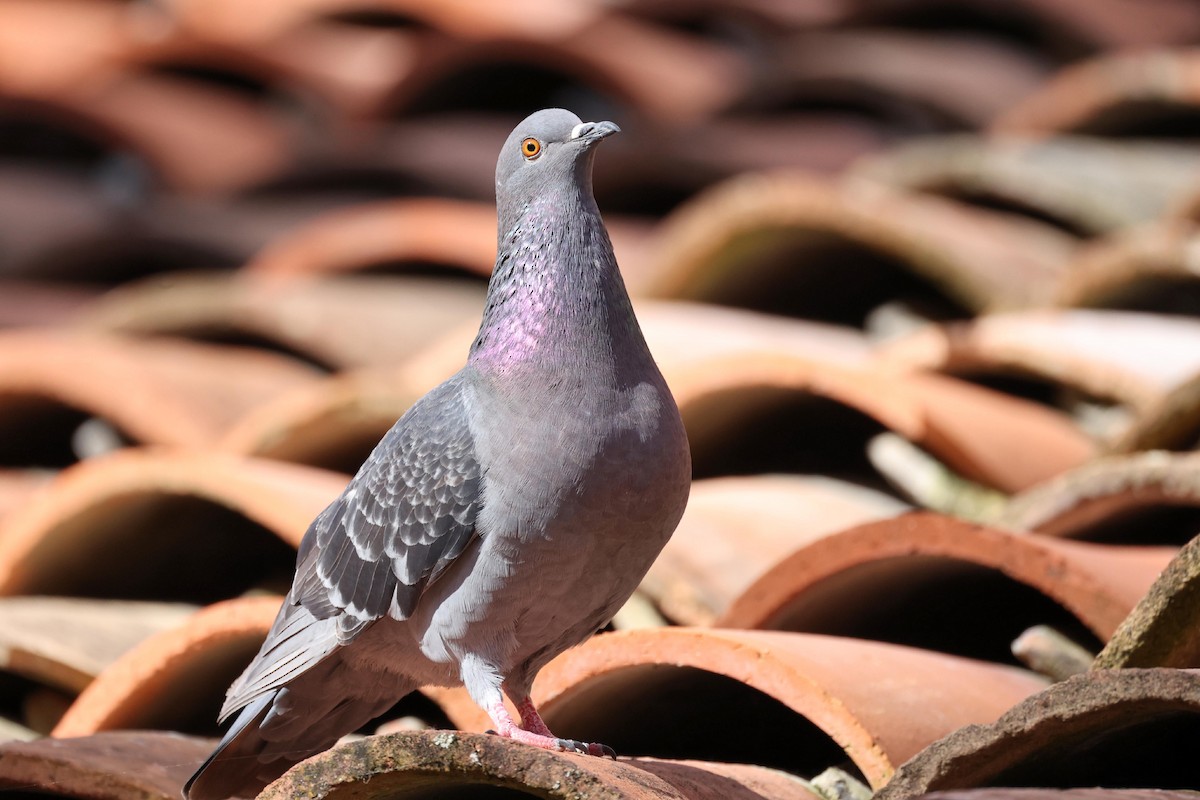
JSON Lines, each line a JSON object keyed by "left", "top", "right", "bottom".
{"left": 299, "top": 373, "right": 483, "bottom": 632}
{"left": 222, "top": 375, "right": 482, "bottom": 716}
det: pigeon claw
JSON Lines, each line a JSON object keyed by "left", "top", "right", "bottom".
{"left": 486, "top": 698, "right": 616, "bottom": 758}
{"left": 554, "top": 738, "right": 616, "bottom": 758}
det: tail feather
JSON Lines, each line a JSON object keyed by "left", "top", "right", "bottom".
{"left": 184, "top": 678, "right": 405, "bottom": 800}
{"left": 184, "top": 694, "right": 277, "bottom": 800}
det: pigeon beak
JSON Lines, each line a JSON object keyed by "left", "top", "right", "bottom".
{"left": 570, "top": 120, "right": 621, "bottom": 145}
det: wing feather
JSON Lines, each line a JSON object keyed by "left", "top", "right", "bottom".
{"left": 222, "top": 373, "right": 483, "bottom": 718}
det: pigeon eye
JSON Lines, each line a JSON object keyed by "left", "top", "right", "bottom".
{"left": 521, "top": 138, "right": 542, "bottom": 159}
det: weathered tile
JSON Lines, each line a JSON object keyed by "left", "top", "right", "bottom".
{"left": 877, "top": 669, "right": 1200, "bottom": 798}
{"left": 718, "top": 512, "right": 1174, "bottom": 664}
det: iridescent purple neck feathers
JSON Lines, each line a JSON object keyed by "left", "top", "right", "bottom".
{"left": 468, "top": 190, "right": 632, "bottom": 372}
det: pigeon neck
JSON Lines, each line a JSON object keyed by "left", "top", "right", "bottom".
{"left": 468, "top": 190, "right": 642, "bottom": 377}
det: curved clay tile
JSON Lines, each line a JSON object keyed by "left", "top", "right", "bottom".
{"left": 845, "top": 0, "right": 1200, "bottom": 52}
{"left": 1115, "top": 373, "right": 1200, "bottom": 454}
{"left": 639, "top": 172, "right": 1075, "bottom": 320}
{"left": 0, "top": 174, "right": 329, "bottom": 285}
{"left": 1056, "top": 220, "right": 1200, "bottom": 313}
{"left": 377, "top": 16, "right": 746, "bottom": 124}
{"left": 1095, "top": 533, "right": 1200, "bottom": 669}
{"left": 610, "top": 0, "right": 851, "bottom": 31}
{"left": 0, "top": 168, "right": 123, "bottom": 281}
{"left": 169, "top": 0, "right": 601, "bottom": 46}
{"left": 0, "top": 0, "right": 133, "bottom": 96}
{"left": 0, "top": 449, "right": 346, "bottom": 601}
{"left": 104, "top": 23, "right": 380, "bottom": 120}
{"left": 994, "top": 49, "right": 1200, "bottom": 137}
{"left": 0, "top": 729, "right": 214, "bottom": 799}
{"left": 82, "top": 272, "right": 486, "bottom": 371}
{"left": 1170, "top": 180, "right": 1200, "bottom": 222}
{"left": 219, "top": 367, "right": 425, "bottom": 473}
{"left": 0, "top": 469, "right": 52, "bottom": 524}
{"left": 39, "top": 69, "right": 297, "bottom": 193}
{"left": 53, "top": 597, "right": 454, "bottom": 740}
{"left": 999, "top": 451, "right": 1200, "bottom": 543}
{"left": 0, "top": 280, "right": 101, "bottom": 326}
{"left": 875, "top": 309, "right": 1200, "bottom": 415}
{"left": 755, "top": 31, "right": 1047, "bottom": 131}
{"left": 0, "top": 597, "right": 193, "bottom": 735}
{"left": 717, "top": 512, "right": 1174, "bottom": 663}
{"left": 170, "top": 3, "right": 745, "bottom": 122}
{"left": 437, "top": 628, "right": 1047, "bottom": 788}
{"left": 671, "top": 352, "right": 1095, "bottom": 492}
{"left": 0, "top": 597, "right": 195, "bottom": 696}
{"left": 52, "top": 596, "right": 281, "bottom": 737}
{"left": 639, "top": 301, "right": 874, "bottom": 370}
{"left": 876, "top": 668, "right": 1200, "bottom": 798}
{"left": 851, "top": 136, "right": 1200, "bottom": 236}
{"left": 259, "top": 728, "right": 819, "bottom": 800}
{"left": 243, "top": 197, "right": 496, "bottom": 279}
{"left": 0, "top": 330, "right": 317, "bottom": 467}
{"left": 265, "top": 26, "right": 417, "bottom": 120}
{"left": 642, "top": 474, "right": 908, "bottom": 625}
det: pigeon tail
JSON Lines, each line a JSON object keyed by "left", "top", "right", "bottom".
{"left": 183, "top": 694, "right": 274, "bottom": 800}
{"left": 184, "top": 680, "right": 404, "bottom": 799}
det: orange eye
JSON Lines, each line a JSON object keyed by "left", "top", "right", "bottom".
{"left": 521, "top": 137, "right": 542, "bottom": 159}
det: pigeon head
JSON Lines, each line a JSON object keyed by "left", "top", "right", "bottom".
{"left": 495, "top": 108, "right": 619, "bottom": 209}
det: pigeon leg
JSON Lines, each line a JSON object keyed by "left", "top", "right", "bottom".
{"left": 484, "top": 698, "right": 616, "bottom": 758}
{"left": 464, "top": 656, "right": 615, "bottom": 757}
{"left": 513, "top": 695, "right": 555, "bottom": 737}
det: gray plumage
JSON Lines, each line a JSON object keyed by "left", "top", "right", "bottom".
{"left": 184, "top": 108, "right": 691, "bottom": 800}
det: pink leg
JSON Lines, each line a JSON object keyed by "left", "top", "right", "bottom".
{"left": 485, "top": 699, "right": 615, "bottom": 758}
{"left": 514, "top": 696, "right": 555, "bottom": 737}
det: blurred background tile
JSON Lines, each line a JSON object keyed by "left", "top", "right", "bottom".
{"left": 1, "top": 0, "right": 1199, "bottom": 795}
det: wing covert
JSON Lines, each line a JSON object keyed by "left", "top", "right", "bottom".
{"left": 290, "top": 375, "right": 482, "bottom": 640}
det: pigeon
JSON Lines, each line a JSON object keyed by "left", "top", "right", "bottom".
{"left": 184, "top": 108, "right": 692, "bottom": 800}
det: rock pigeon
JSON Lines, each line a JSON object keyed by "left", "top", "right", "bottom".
{"left": 184, "top": 108, "right": 692, "bottom": 799}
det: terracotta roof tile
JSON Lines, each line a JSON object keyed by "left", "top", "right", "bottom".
{"left": 218, "top": 367, "right": 423, "bottom": 472}
{"left": 260, "top": 729, "right": 821, "bottom": 800}
{"left": 0, "top": 729, "right": 214, "bottom": 799}
{"left": 874, "top": 309, "right": 1200, "bottom": 446}
{"left": 639, "top": 172, "right": 1075, "bottom": 319}
{"left": 753, "top": 31, "right": 1049, "bottom": 131}
{"left": 0, "top": 0, "right": 132, "bottom": 96}
{"left": 1095, "top": 532, "right": 1200, "bottom": 669}
{"left": 995, "top": 49, "right": 1200, "bottom": 138}
{"left": 0, "top": 331, "right": 318, "bottom": 466}
{"left": 435, "top": 628, "right": 1048, "bottom": 788}
{"left": 0, "top": 449, "right": 345, "bottom": 600}
{"left": 843, "top": 0, "right": 1200, "bottom": 52}
{"left": 718, "top": 512, "right": 1175, "bottom": 662}
{"left": 3, "top": 2, "right": 1200, "bottom": 795}
{"left": 851, "top": 136, "right": 1200, "bottom": 236}
{"left": 643, "top": 474, "right": 907, "bottom": 625}
{"left": 53, "top": 596, "right": 282, "bottom": 737}
{"left": 167, "top": 0, "right": 603, "bottom": 46}
{"left": 0, "top": 597, "right": 194, "bottom": 696}
{"left": 999, "top": 451, "right": 1200, "bottom": 543}
{"left": 671, "top": 353, "right": 1094, "bottom": 491}
{"left": 876, "top": 668, "right": 1200, "bottom": 798}
{"left": 82, "top": 272, "right": 487, "bottom": 371}
{"left": 0, "top": 597, "right": 194, "bottom": 735}
{"left": 17, "top": 69, "right": 300, "bottom": 193}
{"left": 1114, "top": 373, "right": 1200, "bottom": 455}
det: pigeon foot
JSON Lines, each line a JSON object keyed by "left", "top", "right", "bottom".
{"left": 487, "top": 700, "right": 616, "bottom": 758}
